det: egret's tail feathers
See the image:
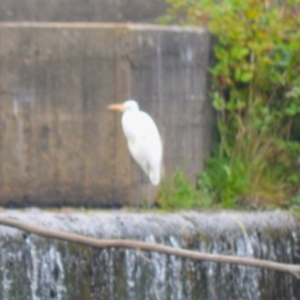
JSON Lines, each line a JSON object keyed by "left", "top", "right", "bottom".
{"left": 149, "top": 170, "right": 161, "bottom": 186}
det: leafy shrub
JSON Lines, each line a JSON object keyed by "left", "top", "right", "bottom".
{"left": 162, "top": 0, "right": 300, "bottom": 208}
{"left": 158, "top": 168, "right": 212, "bottom": 210}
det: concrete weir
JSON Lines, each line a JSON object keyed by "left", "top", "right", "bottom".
{"left": 0, "top": 210, "right": 299, "bottom": 300}
{"left": 0, "top": 23, "right": 215, "bottom": 208}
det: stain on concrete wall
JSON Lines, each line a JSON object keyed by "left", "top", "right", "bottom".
{"left": 0, "top": 23, "right": 215, "bottom": 207}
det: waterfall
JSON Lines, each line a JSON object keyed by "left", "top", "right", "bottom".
{"left": 0, "top": 210, "right": 299, "bottom": 300}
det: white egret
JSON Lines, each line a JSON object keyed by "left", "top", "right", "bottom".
{"left": 108, "top": 100, "right": 163, "bottom": 209}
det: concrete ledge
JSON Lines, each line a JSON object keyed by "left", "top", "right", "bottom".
{"left": 0, "top": 0, "right": 167, "bottom": 23}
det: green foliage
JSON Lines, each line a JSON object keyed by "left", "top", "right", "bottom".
{"left": 163, "top": 0, "right": 300, "bottom": 208}
{"left": 158, "top": 168, "right": 212, "bottom": 210}
{"left": 289, "top": 195, "right": 300, "bottom": 211}
{"left": 198, "top": 153, "right": 250, "bottom": 208}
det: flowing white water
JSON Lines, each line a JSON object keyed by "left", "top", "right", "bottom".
{"left": 0, "top": 211, "right": 298, "bottom": 300}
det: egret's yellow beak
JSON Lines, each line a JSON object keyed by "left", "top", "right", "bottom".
{"left": 108, "top": 103, "right": 125, "bottom": 111}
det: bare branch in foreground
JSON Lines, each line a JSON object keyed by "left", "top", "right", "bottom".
{"left": 0, "top": 216, "right": 299, "bottom": 279}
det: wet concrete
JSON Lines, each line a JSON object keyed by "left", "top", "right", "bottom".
{"left": 0, "top": 23, "right": 215, "bottom": 207}
{"left": 0, "top": 210, "right": 299, "bottom": 299}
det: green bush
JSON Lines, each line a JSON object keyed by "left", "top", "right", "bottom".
{"left": 158, "top": 168, "right": 212, "bottom": 210}
{"left": 161, "top": 0, "right": 300, "bottom": 209}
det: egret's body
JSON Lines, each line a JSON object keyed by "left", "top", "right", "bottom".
{"left": 108, "top": 100, "right": 163, "bottom": 208}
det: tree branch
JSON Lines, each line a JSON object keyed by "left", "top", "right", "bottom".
{"left": 0, "top": 216, "right": 299, "bottom": 279}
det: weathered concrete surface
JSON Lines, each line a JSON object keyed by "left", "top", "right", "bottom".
{"left": 0, "top": 23, "right": 215, "bottom": 207}
{"left": 0, "top": 210, "right": 299, "bottom": 300}
{"left": 0, "top": 0, "right": 166, "bottom": 23}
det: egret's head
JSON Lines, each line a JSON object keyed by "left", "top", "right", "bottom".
{"left": 108, "top": 99, "right": 139, "bottom": 112}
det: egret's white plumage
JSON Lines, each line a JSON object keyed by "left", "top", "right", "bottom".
{"left": 108, "top": 100, "right": 163, "bottom": 186}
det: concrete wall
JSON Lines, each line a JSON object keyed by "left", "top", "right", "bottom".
{"left": 0, "top": 0, "right": 166, "bottom": 22}
{"left": 0, "top": 23, "right": 215, "bottom": 207}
